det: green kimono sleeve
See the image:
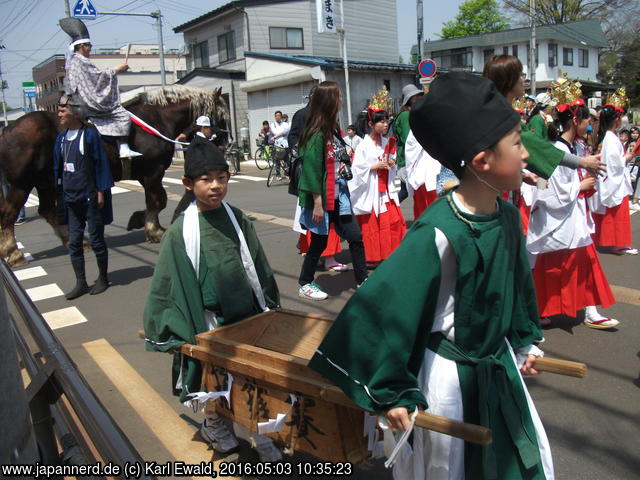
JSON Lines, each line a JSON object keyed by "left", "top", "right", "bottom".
{"left": 521, "top": 131, "right": 562, "bottom": 180}
{"left": 506, "top": 221, "right": 544, "bottom": 351}
{"left": 526, "top": 115, "right": 548, "bottom": 140}
{"left": 309, "top": 221, "right": 442, "bottom": 413}
{"left": 298, "top": 132, "right": 326, "bottom": 209}
{"left": 394, "top": 110, "right": 410, "bottom": 167}
{"left": 143, "top": 222, "right": 208, "bottom": 401}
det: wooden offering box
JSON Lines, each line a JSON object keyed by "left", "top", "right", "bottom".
{"left": 190, "top": 309, "right": 370, "bottom": 464}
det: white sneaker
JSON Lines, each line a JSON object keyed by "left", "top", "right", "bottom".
{"left": 254, "top": 439, "right": 283, "bottom": 462}
{"left": 630, "top": 203, "right": 640, "bottom": 212}
{"left": 298, "top": 282, "right": 328, "bottom": 300}
{"left": 615, "top": 247, "right": 639, "bottom": 255}
{"left": 200, "top": 417, "right": 240, "bottom": 453}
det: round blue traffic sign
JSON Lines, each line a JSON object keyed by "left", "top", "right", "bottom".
{"left": 418, "top": 59, "right": 437, "bottom": 78}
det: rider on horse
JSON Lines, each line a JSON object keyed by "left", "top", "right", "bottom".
{"left": 59, "top": 17, "right": 142, "bottom": 159}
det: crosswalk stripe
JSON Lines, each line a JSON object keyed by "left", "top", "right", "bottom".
{"left": 14, "top": 266, "right": 47, "bottom": 281}
{"left": 43, "top": 306, "right": 88, "bottom": 330}
{"left": 232, "top": 175, "right": 266, "bottom": 182}
{"left": 162, "top": 177, "right": 184, "bottom": 185}
{"left": 25, "top": 283, "right": 63, "bottom": 302}
{"left": 111, "top": 186, "right": 130, "bottom": 195}
{"left": 82, "top": 339, "right": 230, "bottom": 472}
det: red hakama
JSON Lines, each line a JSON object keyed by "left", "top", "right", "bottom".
{"left": 591, "top": 196, "right": 632, "bottom": 247}
{"left": 356, "top": 201, "right": 406, "bottom": 263}
{"left": 412, "top": 185, "right": 438, "bottom": 220}
{"left": 299, "top": 224, "right": 342, "bottom": 256}
{"left": 533, "top": 243, "right": 615, "bottom": 317}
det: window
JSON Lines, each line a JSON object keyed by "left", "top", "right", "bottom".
{"left": 483, "top": 48, "right": 495, "bottom": 62}
{"left": 512, "top": 45, "right": 518, "bottom": 58}
{"left": 217, "top": 31, "right": 236, "bottom": 63}
{"left": 548, "top": 43, "right": 558, "bottom": 67}
{"left": 269, "top": 27, "right": 304, "bottom": 49}
{"left": 432, "top": 47, "right": 473, "bottom": 70}
{"left": 563, "top": 47, "right": 573, "bottom": 66}
{"left": 503, "top": 46, "right": 509, "bottom": 55}
{"left": 193, "top": 40, "right": 209, "bottom": 68}
{"left": 579, "top": 48, "right": 589, "bottom": 68}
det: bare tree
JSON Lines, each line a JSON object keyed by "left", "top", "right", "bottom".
{"left": 503, "top": 0, "right": 633, "bottom": 25}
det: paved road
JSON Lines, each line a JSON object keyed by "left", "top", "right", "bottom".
{"left": 9, "top": 160, "right": 640, "bottom": 479}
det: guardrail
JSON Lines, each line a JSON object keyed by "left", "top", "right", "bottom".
{"left": 0, "top": 259, "right": 155, "bottom": 478}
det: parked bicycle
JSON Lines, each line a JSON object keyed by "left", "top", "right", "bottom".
{"left": 224, "top": 139, "right": 240, "bottom": 176}
{"left": 267, "top": 147, "right": 290, "bottom": 187}
{"left": 254, "top": 138, "right": 273, "bottom": 170}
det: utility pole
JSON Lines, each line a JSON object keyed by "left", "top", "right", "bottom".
{"left": 151, "top": 10, "right": 166, "bottom": 86}
{"left": 0, "top": 45, "right": 8, "bottom": 127}
{"left": 529, "top": 0, "right": 536, "bottom": 96}
{"left": 416, "top": 0, "right": 423, "bottom": 64}
{"left": 338, "top": 0, "right": 351, "bottom": 124}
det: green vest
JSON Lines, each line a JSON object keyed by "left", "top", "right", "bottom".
{"left": 309, "top": 192, "right": 545, "bottom": 479}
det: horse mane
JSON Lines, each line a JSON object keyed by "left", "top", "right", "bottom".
{"left": 142, "top": 86, "right": 229, "bottom": 126}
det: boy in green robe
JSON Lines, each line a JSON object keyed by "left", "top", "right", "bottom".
{"left": 143, "top": 141, "right": 281, "bottom": 461}
{"left": 309, "top": 72, "right": 553, "bottom": 479}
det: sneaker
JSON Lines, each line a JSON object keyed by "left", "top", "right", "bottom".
{"left": 254, "top": 440, "right": 283, "bottom": 462}
{"left": 298, "top": 282, "right": 328, "bottom": 300}
{"left": 326, "top": 262, "right": 348, "bottom": 272}
{"left": 200, "top": 418, "right": 240, "bottom": 453}
{"left": 14, "top": 218, "right": 25, "bottom": 225}
{"left": 583, "top": 317, "right": 620, "bottom": 329}
{"left": 614, "top": 247, "right": 639, "bottom": 255}
{"left": 630, "top": 203, "right": 640, "bottom": 212}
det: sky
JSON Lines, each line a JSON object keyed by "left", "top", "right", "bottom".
{"left": 0, "top": 0, "right": 464, "bottom": 109}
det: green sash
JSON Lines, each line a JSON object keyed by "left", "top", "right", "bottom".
{"left": 428, "top": 332, "right": 542, "bottom": 480}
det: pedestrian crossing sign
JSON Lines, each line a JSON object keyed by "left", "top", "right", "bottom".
{"left": 73, "top": 0, "right": 97, "bottom": 19}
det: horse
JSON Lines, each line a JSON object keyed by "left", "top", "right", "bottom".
{"left": 0, "top": 86, "right": 229, "bottom": 266}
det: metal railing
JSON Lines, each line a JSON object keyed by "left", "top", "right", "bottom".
{"left": 0, "top": 259, "right": 155, "bottom": 478}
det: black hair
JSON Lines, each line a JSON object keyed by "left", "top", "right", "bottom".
{"left": 347, "top": 124, "right": 356, "bottom": 131}
{"left": 274, "top": 110, "right": 283, "bottom": 116}
{"left": 262, "top": 120, "right": 269, "bottom": 126}
{"left": 597, "top": 105, "right": 620, "bottom": 146}
{"left": 619, "top": 128, "right": 630, "bottom": 136}
{"left": 528, "top": 103, "right": 545, "bottom": 119}
{"left": 548, "top": 104, "right": 589, "bottom": 142}
{"left": 367, "top": 109, "right": 389, "bottom": 130}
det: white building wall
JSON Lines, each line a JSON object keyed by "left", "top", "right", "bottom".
{"left": 311, "top": 0, "right": 399, "bottom": 62}
{"left": 182, "top": 10, "right": 246, "bottom": 69}
{"left": 246, "top": 2, "right": 314, "bottom": 55}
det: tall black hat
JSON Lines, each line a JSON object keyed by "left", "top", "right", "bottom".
{"left": 409, "top": 71, "right": 519, "bottom": 177}
{"left": 184, "top": 141, "right": 228, "bottom": 178}
{"left": 59, "top": 17, "right": 91, "bottom": 52}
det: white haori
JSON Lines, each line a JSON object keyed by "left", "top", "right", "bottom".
{"left": 527, "top": 141, "right": 594, "bottom": 256}
{"left": 588, "top": 130, "right": 632, "bottom": 213}
{"left": 348, "top": 135, "right": 399, "bottom": 216}
{"left": 405, "top": 130, "right": 441, "bottom": 195}
{"left": 392, "top": 204, "right": 553, "bottom": 480}
{"left": 520, "top": 178, "right": 536, "bottom": 206}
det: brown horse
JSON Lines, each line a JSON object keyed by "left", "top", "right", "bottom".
{"left": 0, "top": 86, "right": 229, "bottom": 266}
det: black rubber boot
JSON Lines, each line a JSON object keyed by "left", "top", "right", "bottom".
{"left": 65, "top": 259, "right": 89, "bottom": 300}
{"left": 90, "top": 256, "right": 109, "bottom": 295}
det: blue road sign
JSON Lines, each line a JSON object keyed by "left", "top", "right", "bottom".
{"left": 73, "top": 0, "right": 97, "bottom": 19}
{"left": 418, "top": 59, "right": 437, "bottom": 78}
{"left": 25, "top": 91, "right": 36, "bottom": 99}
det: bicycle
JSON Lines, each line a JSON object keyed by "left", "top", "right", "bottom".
{"left": 254, "top": 139, "right": 273, "bottom": 170}
{"left": 267, "top": 147, "right": 290, "bottom": 187}
{"left": 224, "top": 139, "right": 240, "bottom": 176}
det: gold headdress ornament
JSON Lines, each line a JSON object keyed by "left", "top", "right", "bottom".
{"left": 368, "top": 86, "right": 393, "bottom": 114}
{"left": 549, "top": 73, "right": 583, "bottom": 107}
{"left": 604, "top": 87, "right": 628, "bottom": 113}
{"left": 512, "top": 96, "right": 527, "bottom": 114}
